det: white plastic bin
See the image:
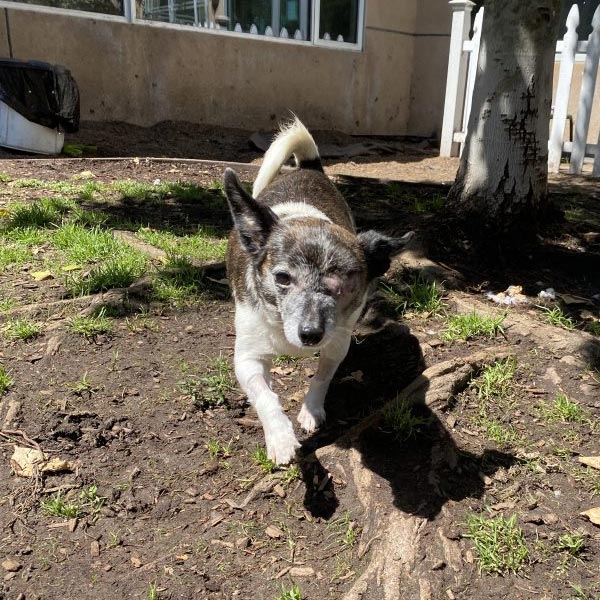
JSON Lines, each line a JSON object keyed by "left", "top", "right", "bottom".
{"left": 0, "top": 100, "right": 64, "bottom": 155}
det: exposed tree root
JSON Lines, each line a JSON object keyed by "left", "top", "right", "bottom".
{"left": 450, "top": 293, "right": 600, "bottom": 363}
{"left": 311, "top": 346, "right": 512, "bottom": 600}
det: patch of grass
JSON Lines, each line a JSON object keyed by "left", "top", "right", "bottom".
{"left": 442, "top": 312, "right": 505, "bottom": 342}
{"left": 541, "top": 392, "right": 585, "bottom": 424}
{"left": 277, "top": 584, "right": 302, "bottom": 600}
{"left": 0, "top": 297, "right": 17, "bottom": 313}
{"left": 586, "top": 321, "right": 600, "bottom": 336}
{"left": 382, "top": 397, "right": 429, "bottom": 441}
{"left": 12, "top": 178, "right": 45, "bottom": 188}
{"left": 69, "top": 372, "right": 94, "bottom": 396}
{"left": 465, "top": 513, "right": 529, "bottom": 575}
{"left": 328, "top": 511, "right": 360, "bottom": 548}
{"left": 472, "top": 357, "right": 517, "bottom": 402}
{"left": 179, "top": 355, "right": 234, "bottom": 410}
{"left": 0, "top": 244, "right": 30, "bottom": 272}
{"left": 147, "top": 582, "right": 159, "bottom": 600}
{"left": 252, "top": 446, "right": 276, "bottom": 473}
{"left": 557, "top": 532, "right": 586, "bottom": 557}
{"left": 41, "top": 494, "right": 81, "bottom": 519}
{"left": 206, "top": 438, "right": 233, "bottom": 459}
{"left": 2, "top": 318, "right": 42, "bottom": 341}
{"left": 381, "top": 276, "right": 444, "bottom": 316}
{"left": 41, "top": 485, "right": 105, "bottom": 520}
{"left": 69, "top": 254, "right": 147, "bottom": 296}
{"left": 539, "top": 306, "right": 576, "bottom": 330}
{"left": 282, "top": 464, "right": 301, "bottom": 484}
{"left": 0, "top": 172, "right": 12, "bottom": 182}
{"left": 479, "top": 417, "right": 520, "bottom": 445}
{"left": 68, "top": 308, "right": 113, "bottom": 338}
{"left": 152, "top": 255, "right": 207, "bottom": 305}
{"left": 4, "top": 197, "right": 73, "bottom": 229}
{"left": 136, "top": 227, "right": 227, "bottom": 262}
{"left": 53, "top": 223, "right": 121, "bottom": 263}
{"left": 2, "top": 226, "right": 49, "bottom": 246}
{"left": 0, "top": 364, "right": 13, "bottom": 394}
{"left": 273, "top": 354, "right": 301, "bottom": 367}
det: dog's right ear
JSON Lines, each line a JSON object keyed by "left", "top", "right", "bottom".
{"left": 223, "top": 168, "right": 279, "bottom": 257}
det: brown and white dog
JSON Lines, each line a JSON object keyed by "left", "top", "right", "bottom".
{"left": 223, "top": 118, "right": 412, "bottom": 464}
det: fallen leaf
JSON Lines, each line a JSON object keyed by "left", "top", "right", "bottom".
{"left": 31, "top": 270, "right": 54, "bottom": 281}
{"left": 580, "top": 507, "right": 600, "bottom": 526}
{"left": 265, "top": 525, "right": 284, "bottom": 539}
{"left": 61, "top": 264, "right": 81, "bottom": 272}
{"left": 131, "top": 556, "right": 143, "bottom": 568}
{"left": 290, "top": 566, "right": 315, "bottom": 577}
{"left": 11, "top": 446, "right": 74, "bottom": 477}
{"left": 579, "top": 456, "right": 600, "bottom": 471}
{"left": 71, "top": 170, "right": 96, "bottom": 180}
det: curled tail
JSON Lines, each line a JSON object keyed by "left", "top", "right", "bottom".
{"left": 252, "top": 116, "right": 322, "bottom": 197}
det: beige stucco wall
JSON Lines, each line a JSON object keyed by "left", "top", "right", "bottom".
{"left": 0, "top": 0, "right": 453, "bottom": 137}
{"left": 552, "top": 62, "right": 600, "bottom": 144}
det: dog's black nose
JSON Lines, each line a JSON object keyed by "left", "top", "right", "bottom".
{"left": 298, "top": 324, "right": 324, "bottom": 346}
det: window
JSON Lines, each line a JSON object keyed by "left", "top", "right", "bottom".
{"left": 10, "top": 0, "right": 123, "bottom": 15}
{"left": 6, "top": 0, "right": 364, "bottom": 49}
{"left": 226, "top": 0, "right": 363, "bottom": 47}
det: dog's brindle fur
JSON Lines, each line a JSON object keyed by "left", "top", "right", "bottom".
{"left": 224, "top": 120, "right": 411, "bottom": 464}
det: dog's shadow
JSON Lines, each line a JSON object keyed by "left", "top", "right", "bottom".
{"left": 298, "top": 299, "right": 516, "bottom": 520}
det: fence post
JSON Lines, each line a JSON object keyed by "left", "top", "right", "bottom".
{"left": 570, "top": 4, "right": 600, "bottom": 174}
{"left": 549, "top": 4, "right": 579, "bottom": 173}
{"left": 124, "top": 0, "right": 136, "bottom": 22}
{"left": 440, "top": 0, "right": 475, "bottom": 157}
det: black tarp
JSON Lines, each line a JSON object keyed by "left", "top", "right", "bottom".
{"left": 0, "top": 58, "right": 80, "bottom": 133}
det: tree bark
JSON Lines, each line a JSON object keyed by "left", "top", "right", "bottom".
{"left": 447, "top": 0, "right": 561, "bottom": 244}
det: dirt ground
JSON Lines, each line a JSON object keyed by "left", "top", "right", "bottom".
{"left": 0, "top": 122, "right": 599, "bottom": 600}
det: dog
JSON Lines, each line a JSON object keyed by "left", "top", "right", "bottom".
{"left": 223, "top": 117, "right": 413, "bottom": 464}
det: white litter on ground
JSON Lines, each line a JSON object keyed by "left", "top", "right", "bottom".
{"left": 538, "top": 288, "right": 556, "bottom": 301}
{"left": 486, "top": 285, "right": 529, "bottom": 305}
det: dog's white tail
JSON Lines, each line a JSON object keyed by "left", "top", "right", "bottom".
{"left": 252, "top": 117, "right": 321, "bottom": 197}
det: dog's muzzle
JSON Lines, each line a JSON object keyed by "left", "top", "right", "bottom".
{"left": 298, "top": 323, "right": 324, "bottom": 346}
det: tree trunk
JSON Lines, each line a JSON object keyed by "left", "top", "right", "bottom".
{"left": 447, "top": 0, "right": 561, "bottom": 245}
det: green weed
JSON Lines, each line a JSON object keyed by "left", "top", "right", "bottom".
{"left": 382, "top": 397, "right": 429, "bottom": 441}
{"left": 540, "top": 306, "right": 576, "bottom": 330}
{"left": 557, "top": 532, "right": 586, "bottom": 557}
{"left": 4, "top": 197, "right": 73, "bottom": 229}
{"left": 179, "top": 355, "right": 234, "bottom": 410}
{"left": 41, "top": 494, "right": 81, "bottom": 519}
{"left": 0, "top": 244, "right": 30, "bottom": 272}
{"left": 277, "top": 584, "right": 302, "bottom": 600}
{"left": 252, "top": 446, "right": 276, "bottom": 473}
{"left": 541, "top": 393, "right": 585, "bottom": 424}
{"left": 68, "top": 308, "right": 112, "bottom": 337}
{"left": 472, "top": 357, "right": 517, "bottom": 402}
{"left": 442, "top": 312, "right": 505, "bottom": 342}
{"left": 2, "top": 318, "right": 42, "bottom": 341}
{"left": 381, "top": 276, "right": 444, "bottom": 316}
{"left": 466, "top": 513, "right": 529, "bottom": 575}
{"left": 0, "top": 364, "right": 13, "bottom": 394}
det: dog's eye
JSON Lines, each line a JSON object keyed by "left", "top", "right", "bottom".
{"left": 274, "top": 271, "right": 292, "bottom": 286}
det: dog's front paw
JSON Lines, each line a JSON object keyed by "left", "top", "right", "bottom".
{"left": 297, "top": 404, "right": 326, "bottom": 433}
{"left": 264, "top": 414, "right": 301, "bottom": 465}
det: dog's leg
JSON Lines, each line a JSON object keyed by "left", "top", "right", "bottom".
{"left": 235, "top": 354, "right": 300, "bottom": 465}
{"left": 297, "top": 333, "right": 352, "bottom": 433}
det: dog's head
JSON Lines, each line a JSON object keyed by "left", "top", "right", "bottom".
{"left": 224, "top": 169, "right": 413, "bottom": 349}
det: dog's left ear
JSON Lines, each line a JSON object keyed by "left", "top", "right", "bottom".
{"left": 358, "top": 230, "right": 414, "bottom": 279}
{"left": 223, "top": 168, "right": 279, "bottom": 258}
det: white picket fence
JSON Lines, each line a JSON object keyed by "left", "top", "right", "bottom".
{"left": 440, "top": 0, "right": 600, "bottom": 177}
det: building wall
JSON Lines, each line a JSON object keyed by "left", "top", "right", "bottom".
{"left": 0, "top": 0, "right": 453, "bottom": 137}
